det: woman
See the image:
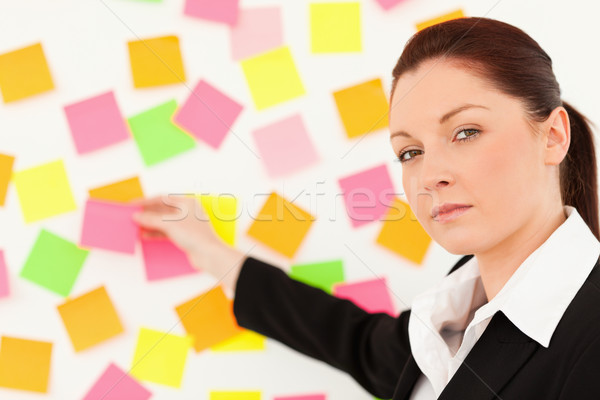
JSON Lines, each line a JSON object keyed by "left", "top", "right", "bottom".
{"left": 132, "top": 17, "right": 600, "bottom": 399}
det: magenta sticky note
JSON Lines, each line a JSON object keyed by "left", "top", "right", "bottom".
{"left": 184, "top": 0, "right": 239, "bottom": 25}
{"left": 338, "top": 164, "right": 396, "bottom": 227}
{"left": 230, "top": 7, "right": 283, "bottom": 61}
{"left": 64, "top": 91, "right": 130, "bottom": 154}
{"left": 375, "top": 0, "right": 405, "bottom": 10}
{"left": 0, "top": 250, "right": 9, "bottom": 298}
{"left": 173, "top": 80, "right": 243, "bottom": 149}
{"left": 80, "top": 199, "right": 141, "bottom": 254}
{"left": 82, "top": 363, "right": 151, "bottom": 400}
{"left": 333, "top": 278, "right": 395, "bottom": 316}
{"left": 274, "top": 395, "right": 326, "bottom": 400}
{"left": 252, "top": 114, "right": 319, "bottom": 178}
{"left": 140, "top": 238, "right": 198, "bottom": 281}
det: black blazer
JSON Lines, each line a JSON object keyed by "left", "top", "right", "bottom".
{"left": 233, "top": 255, "right": 600, "bottom": 399}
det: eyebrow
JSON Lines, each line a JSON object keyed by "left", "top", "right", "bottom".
{"left": 390, "top": 103, "right": 490, "bottom": 139}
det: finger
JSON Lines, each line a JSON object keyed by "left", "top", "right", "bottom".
{"left": 132, "top": 211, "right": 168, "bottom": 231}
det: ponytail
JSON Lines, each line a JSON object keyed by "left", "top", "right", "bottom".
{"left": 561, "top": 101, "right": 599, "bottom": 240}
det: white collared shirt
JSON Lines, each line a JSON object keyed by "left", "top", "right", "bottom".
{"left": 408, "top": 206, "right": 600, "bottom": 399}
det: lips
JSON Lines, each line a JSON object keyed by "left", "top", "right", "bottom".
{"left": 431, "top": 203, "right": 472, "bottom": 219}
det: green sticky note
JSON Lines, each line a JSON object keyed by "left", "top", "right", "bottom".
{"left": 290, "top": 259, "right": 345, "bottom": 294}
{"left": 128, "top": 100, "right": 196, "bottom": 166}
{"left": 20, "top": 229, "right": 89, "bottom": 297}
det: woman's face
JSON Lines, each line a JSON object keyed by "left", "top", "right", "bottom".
{"left": 389, "top": 59, "right": 552, "bottom": 255}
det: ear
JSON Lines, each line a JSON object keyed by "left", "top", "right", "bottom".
{"left": 544, "top": 106, "right": 571, "bottom": 166}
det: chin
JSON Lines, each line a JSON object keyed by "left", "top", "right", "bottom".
{"left": 430, "top": 228, "right": 480, "bottom": 255}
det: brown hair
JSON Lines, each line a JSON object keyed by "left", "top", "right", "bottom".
{"left": 390, "top": 17, "right": 599, "bottom": 239}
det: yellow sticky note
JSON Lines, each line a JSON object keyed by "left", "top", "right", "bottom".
{"left": 175, "top": 286, "right": 244, "bottom": 352}
{"left": 13, "top": 159, "right": 77, "bottom": 223}
{"left": 89, "top": 176, "right": 145, "bottom": 203}
{"left": 376, "top": 198, "right": 431, "bottom": 264}
{"left": 310, "top": 2, "right": 362, "bottom": 53}
{"left": 210, "top": 391, "right": 261, "bottom": 400}
{"left": 241, "top": 46, "right": 305, "bottom": 110}
{"left": 128, "top": 35, "right": 186, "bottom": 88}
{"left": 246, "top": 192, "right": 314, "bottom": 258}
{"left": 415, "top": 9, "right": 465, "bottom": 31}
{"left": 0, "top": 336, "right": 52, "bottom": 393}
{"left": 0, "top": 153, "right": 15, "bottom": 206}
{"left": 57, "top": 286, "right": 124, "bottom": 352}
{"left": 130, "top": 327, "right": 192, "bottom": 388}
{"left": 198, "top": 194, "right": 237, "bottom": 245}
{"left": 0, "top": 43, "right": 54, "bottom": 103}
{"left": 210, "top": 330, "right": 266, "bottom": 352}
{"left": 333, "top": 78, "right": 389, "bottom": 138}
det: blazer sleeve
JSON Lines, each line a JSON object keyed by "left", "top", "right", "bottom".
{"left": 558, "top": 333, "right": 600, "bottom": 399}
{"left": 232, "top": 256, "right": 412, "bottom": 399}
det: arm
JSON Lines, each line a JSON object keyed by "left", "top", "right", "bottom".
{"left": 558, "top": 333, "right": 600, "bottom": 399}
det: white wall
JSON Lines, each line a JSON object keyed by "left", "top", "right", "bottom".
{"left": 1, "top": 0, "right": 599, "bottom": 399}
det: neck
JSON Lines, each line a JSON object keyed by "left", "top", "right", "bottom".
{"left": 475, "top": 204, "right": 567, "bottom": 302}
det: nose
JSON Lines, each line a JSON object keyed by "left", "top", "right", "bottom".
{"left": 420, "top": 149, "right": 454, "bottom": 191}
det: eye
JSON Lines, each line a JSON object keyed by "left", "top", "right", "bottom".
{"left": 396, "top": 149, "right": 423, "bottom": 163}
{"left": 455, "top": 128, "right": 480, "bottom": 141}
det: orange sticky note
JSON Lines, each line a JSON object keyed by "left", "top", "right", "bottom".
{"left": 415, "top": 9, "right": 465, "bottom": 31}
{"left": 57, "top": 286, "right": 124, "bottom": 352}
{"left": 246, "top": 192, "right": 314, "bottom": 258}
{"left": 333, "top": 78, "right": 389, "bottom": 138}
{"left": 89, "top": 176, "right": 144, "bottom": 203}
{"left": 128, "top": 36, "right": 186, "bottom": 88}
{"left": 0, "top": 43, "right": 54, "bottom": 103}
{"left": 0, "top": 336, "right": 52, "bottom": 393}
{"left": 0, "top": 153, "right": 15, "bottom": 206}
{"left": 175, "top": 286, "right": 243, "bottom": 352}
{"left": 376, "top": 198, "right": 431, "bottom": 264}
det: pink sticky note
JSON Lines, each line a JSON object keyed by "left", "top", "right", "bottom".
{"left": 333, "top": 278, "right": 395, "bottom": 316}
{"left": 252, "top": 114, "right": 319, "bottom": 178}
{"left": 80, "top": 199, "right": 141, "bottom": 254}
{"left": 338, "top": 164, "right": 396, "bottom": 227}
{"left": 230, "top": 7, "right": 283, "bottom": 61}
{"left": 82, "top": 363, "right": 151, "bottom": 400}
{"left": 64, "top": 91, "right": 130, "bottom": 154}
{"left": 141, "top": 238, "right": 198, "bottom": 281}
{"left": 375, "top": 0, "right": 405, "bottom": 10}
{"left": 173, "top": 80, "right": 243, "bottom": 149}
{"left": 0, "top": 250, "right": 9, "bottom": 298}
{"left": 184, "top": 0, "right": 239, "bottom": 25}
{"left": 274, "top": 396, "right": 326, "bottom": 400}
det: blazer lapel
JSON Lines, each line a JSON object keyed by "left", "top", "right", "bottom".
{"left": 392, "top": 354, "right": 422, "bottom": 400}
{"left": 437, "top": 311, "right": 540, "bottom": 400}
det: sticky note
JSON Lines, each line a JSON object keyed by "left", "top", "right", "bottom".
{"left": 175, "top": 286, "right": 243, "bottom": 352}
{"left": 333, "top": 278, "right": 395, "bottom": 315}
{"left": 246, "top": 192, "right": 314, "bottom": 258}
{"left": 173, "top": 80, "right": 243, "bottom": 149}
{"left": 184, "top": 0, "right": 239, "bottom": 25}
{"left": 130, "top": 327, "right": 192, "bottom": 387}
{"left": 374, "top": 0, "right": 404, "bottom": 10}
{"left": 20, "top": 229, "right": 89, "bottom": 297}
{"left": 128, "top": 36, "right": 186, "bottom": 88}
{"left": 333, "top": 78, "right": 389, "bottom": 138}
{"left": 80, "top": 199, "right": 141, "bottom": 254}
{"left": 241, "top": 46, "right": 305, "bottom": 110}
{"left": 0, "top": 153, "right": 14, "bottom": 206}
{"left": 310, "top": 2, "right": 361, "bottom": 53}
{"left": 199, "top": 194, "right": 237, "bottom": 245}
{"left": 230, "top": 7, "right": 283, "bottom": 61}
{"left": 0, "top": 43, "right": 54, "bottom": 103}
{"left": 0, "top": 250, "right": 9, "bottom": 298}
{"left": 57, "top": 286, "right": 124, "bottom": 352}
{"left": 376, "top": 198, "right": 431, "bottom": 264}
{"left": 252, "top": 114, "right": 319, "bottom": 178}
{"left": 338, "top": 164, "right": 396, "bottom": 227}
{"left": 141, "top": 238, "right": 198, "bottom": 281}
{"left": 274, "top": 396, "right": 325, "bottom": 400}
{"left": 0, "top": 336, "right": 52, "bottom": 393}
{"left": 82, "top": 363, "right": 152, "bottom": 400}
{"left": 128, "top": 100, "right": 196, "bottom": 166}
{"left": 13, "top": 159, "right": 77, "bottom": 223}
{"left": 64, "top": 91, "right": 130, "bottom": 154}
{"left": 210, "top": 392, "right": 261, "bottom": 400}
{"left": 210, "top": 330, "right": 265, "bottom": 352}
{"left": 89, "top": 176, "right": 144, "bottom": 203}
{"left": 290, "top": 259, "right": 344, "bottom": 294}
{"left": 416, "top": 9, "right": 465, "bottom": 31}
